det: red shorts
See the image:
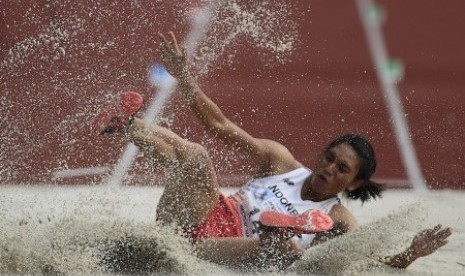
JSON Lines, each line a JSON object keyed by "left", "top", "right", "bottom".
{"left": 185, "top": 194, "right": 243, "bottom": 243}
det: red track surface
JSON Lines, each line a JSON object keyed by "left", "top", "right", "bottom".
{"left": 1, "top": 1, "right": 464, "bottom": 188}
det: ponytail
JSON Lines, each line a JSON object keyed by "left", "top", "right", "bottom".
{"left": 345, "top": 179, "right": 385, "bottom": 203}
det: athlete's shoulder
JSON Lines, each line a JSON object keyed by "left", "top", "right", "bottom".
{"left": 247, "top": 138, "right": 305, "bottom": 178}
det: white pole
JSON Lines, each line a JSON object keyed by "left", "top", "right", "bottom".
{"left": 355, "top": 0, "right": 427, "bottom": 190}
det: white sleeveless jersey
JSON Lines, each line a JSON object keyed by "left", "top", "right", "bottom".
{"left": 230, "top": 167, "right": 340, "bottom": 249}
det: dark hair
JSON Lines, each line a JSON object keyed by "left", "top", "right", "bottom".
{"left": 326, "top": 133, "right": 385, "bottom": 203}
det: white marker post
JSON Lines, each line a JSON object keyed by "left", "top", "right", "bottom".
{"left": 356, "top": 0, "right": 427, "bottom": 190}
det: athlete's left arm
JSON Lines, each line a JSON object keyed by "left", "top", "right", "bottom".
{"left": 312, "top": 205, "right": 452, "bottom": 269}
{"left": 381, "top": 224, "right": 452, "bottom": 268}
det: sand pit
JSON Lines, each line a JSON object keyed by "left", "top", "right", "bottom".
{"left": 0, "top": 185, "right": 463, "bottom": 275}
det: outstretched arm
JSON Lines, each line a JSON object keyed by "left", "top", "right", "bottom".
{"left": 314, "top": 206, "right": 452, "bottom": 269}
{"left": 383, "top": 224, "right": 451, "bottom": 269}
{"left": 158, "top": 32, "right": 300, "bottom": 173}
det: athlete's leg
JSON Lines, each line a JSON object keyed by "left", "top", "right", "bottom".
{"left": 124, "top": 118, "right": 220, "bottom": 229}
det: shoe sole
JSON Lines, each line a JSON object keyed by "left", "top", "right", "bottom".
{"left": 93, "top": 92, "right": 143, "bottom": 136}
{"left": 259, "top": 210, "right": 333, "bottom": 234}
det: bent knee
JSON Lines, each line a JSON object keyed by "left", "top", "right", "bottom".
{"left": 177, "top": 142, "right": 210, "bottom": 162}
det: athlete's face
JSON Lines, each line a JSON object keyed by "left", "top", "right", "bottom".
{"left": 310, "top": 143, "right": 362, "bottom": 198}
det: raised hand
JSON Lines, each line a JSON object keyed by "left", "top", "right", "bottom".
{"left": 158, "top": 31, "right": 190, "bottom": 79}
{"left": 383, "top": 224, "right": 452, "bottom": 269}
{"left": 408, "top": 224, "right": 452, "bottom": 259}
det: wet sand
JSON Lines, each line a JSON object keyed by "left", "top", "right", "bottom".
{"left": 0, "top": 185, "right": 463, "bottom": 275}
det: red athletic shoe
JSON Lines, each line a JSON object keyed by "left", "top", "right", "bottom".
{"left": 259, "top": 209, "right": 333, "bottom": 236}
{"left": 93, "top": 91, "right": 143, "bottom": 136}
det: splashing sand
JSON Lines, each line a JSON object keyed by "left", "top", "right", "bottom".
{"left": 0, "top": 0, "right": 298, "bottom": 184}
{"left": 0, "top": 186, "right": 229, "bottom": 275}
{"left": 193, "top": 0, "right": 298, "bottom": 76}
{"left": 1, "top": 186, "right": 461, "bottom": 275}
